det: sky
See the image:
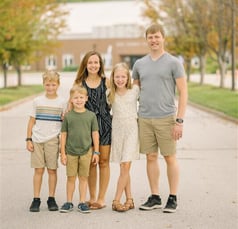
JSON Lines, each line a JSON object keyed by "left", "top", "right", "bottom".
{"left": 63, "top": 1, "right": 147, "bottom": 34}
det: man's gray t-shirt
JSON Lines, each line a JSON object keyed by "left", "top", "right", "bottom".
{"left": 132, "top": 52, "right": 185, "bottom": 118}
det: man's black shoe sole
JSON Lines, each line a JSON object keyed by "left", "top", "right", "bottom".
{"left": 139, "top": 205, "right": 162, "bottom": 210}
{"left": 48, "top": 207, "right": 59, "bottom": 211}
{"left": 30, "top": 208, "right": 40, "bottom": 212}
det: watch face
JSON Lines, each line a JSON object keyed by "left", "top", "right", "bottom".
{"left": 176, "top": 118, "right": 183, "bottom": 123}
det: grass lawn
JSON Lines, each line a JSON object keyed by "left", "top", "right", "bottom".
{"left": 188, "top": 82, "right": 238, "bottom": 119}
{"left": 0, "top": 85, "right": 44, "bottom": 106}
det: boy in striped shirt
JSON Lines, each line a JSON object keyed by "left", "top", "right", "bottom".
{"left": 26, "top": 70, "right": 67, "bottom": 212}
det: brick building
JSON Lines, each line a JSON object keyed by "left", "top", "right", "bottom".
{"left": 30, "top": 1, "right": 149, "bottom": 71}
{"left": 32, "top": 35, "right": 149, "bottom": 71}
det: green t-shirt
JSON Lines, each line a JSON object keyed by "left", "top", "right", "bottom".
{"left": 61, "top": 109, "right": 99, "bottom": 156}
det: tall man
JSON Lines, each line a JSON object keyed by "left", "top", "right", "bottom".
{"left": 132, "top": 24, "right": 188, "bottom": 213}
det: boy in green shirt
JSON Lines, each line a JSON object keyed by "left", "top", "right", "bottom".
{"left": 60, "top": 85, "right": 100, "bottom": 213}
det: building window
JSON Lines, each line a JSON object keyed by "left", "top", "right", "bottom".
{"left": 45, "top": 55, "right": 57, "bottom": 70}
{"left": 63, "top": 54, "right": 74, "bottom": 67}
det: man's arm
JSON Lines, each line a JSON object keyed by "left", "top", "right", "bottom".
{"left": 172, "top": 77, "right": 188, "bottom": 141}
{"left": 176, "top": 77, "right": 188, "bottom": 119}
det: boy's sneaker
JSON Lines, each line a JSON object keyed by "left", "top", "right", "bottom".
{"left": 60, "top": 202, "right": 74, "bottom": 213}
{"left": 29, "top": 198, "right": 41, "bottom": 212}
{"left": 47, "top": 197, "right": 59, "bottom": 211}
{"left": 163, "top": 196, "right": 177, "bottom": 213}
{"left": 77, "top": 202, "right": 91, "bottom": 213}
{"left": 139, "top": 195, "right": 162, "bottom": 210}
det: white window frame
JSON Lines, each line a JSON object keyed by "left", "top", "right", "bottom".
{"left": 62, "top": 54, "right": 74, "bottom": 67}
{"left": 45, "top": 55, "right": 57, "bottom": 70}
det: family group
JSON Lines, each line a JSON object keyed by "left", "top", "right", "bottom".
{"left": 26, "top": 24, "right": 188, "bottom": 214}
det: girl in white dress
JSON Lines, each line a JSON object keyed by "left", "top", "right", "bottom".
{"left": 107, "top": 63, "right": 139, "bottom": 212}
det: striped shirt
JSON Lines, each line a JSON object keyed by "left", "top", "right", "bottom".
{"left": 35, "top": 106, "right": 63, "bottom": 122}
{"left": 30, "top": 95, "right": 67, "bottom": 143}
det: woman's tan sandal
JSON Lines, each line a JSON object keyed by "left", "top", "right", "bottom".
{"left": 112, "top": 200, "right": 127, "bottom": 212}
{"left": 124, "top": 198, "right": 135, "bottom": 210}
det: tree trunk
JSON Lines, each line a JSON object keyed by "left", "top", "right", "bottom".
{"left": 199, "top": 55, "right": 206, "bottom": 85}
{"left": 16, "top": 65, "right": 22, "bottom": 86}
{"left": 185, "top": 58, "right": 191, "bottom": 82}
{"left": 2, "top": 63, "right": 8, "bottom": 88}
{"left": 218, "top": 56, "right": 226, "bottom": 88}
{"left": 231, "top": 0, "right": 236, "bottom": 91}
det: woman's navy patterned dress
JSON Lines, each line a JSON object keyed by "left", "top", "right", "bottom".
{"left": 82, "top": 78, "right": 112, "bottom": 145}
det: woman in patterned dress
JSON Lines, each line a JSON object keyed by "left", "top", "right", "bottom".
{"left": 107, "top": 63, "right": 139, "bottom": 212}
{"left": 74, "top": 51, "right": 112, "bottom": 209}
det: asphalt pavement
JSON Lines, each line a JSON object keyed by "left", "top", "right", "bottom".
{"left": 0, "top": 73, "right": 237, "bottom": 229}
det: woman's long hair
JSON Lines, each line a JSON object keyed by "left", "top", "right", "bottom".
{"left": 74, "top": 50, "right": 105, "bottom": 85}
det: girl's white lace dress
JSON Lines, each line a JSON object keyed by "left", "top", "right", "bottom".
{"left": 110, "top": 85, "right": 140, "bottom": 163}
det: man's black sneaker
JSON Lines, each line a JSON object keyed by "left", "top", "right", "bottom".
{"left": 60, "top": 202, "right": 74, "bottom": 213}
{"left": 139, "top": 195, "right": 162, "bottom": 210}
{"left": 163, "top": 196, "right": 177, "bottom": 213}
{"left": 29, "top": 198, "right": 41, "bottom": 212}
{"left": 47, "top": 197, "right": 59, "bottom": 211}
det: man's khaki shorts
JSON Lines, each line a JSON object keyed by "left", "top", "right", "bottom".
{"left": 31, "top": 136, "right": 59, "bottom": 169}
{"left": 66, "top": 148, "right": 92, "bottom": 177}
{"left": 138, "top": 116, "right": 176, "bottom": 156}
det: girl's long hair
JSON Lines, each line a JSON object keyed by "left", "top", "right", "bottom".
{"left": 108, "top": 62, "right": 132, "bottom": 104}
{"left": 74, "top": 50, "right": 105, "bottom": 85}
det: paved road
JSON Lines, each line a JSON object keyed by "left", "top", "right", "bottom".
{"left": 0, "top": 74, "right": 237, "bottom": 229}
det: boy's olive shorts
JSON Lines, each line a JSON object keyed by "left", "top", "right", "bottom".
{"left": 66, "top": 148, "right": 92, "bottom": 177}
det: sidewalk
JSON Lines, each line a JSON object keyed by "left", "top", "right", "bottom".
{"left": 0, "top": 71, "right": 237, "bottom": 90}
{"left": 0, "top": 74, "right": 237, "bottom": 229}
{"left": 189, "top": 72, "right": 238, "bottom": 89}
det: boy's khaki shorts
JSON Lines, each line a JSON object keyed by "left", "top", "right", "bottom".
{"left": 31, "top": 136, "right": 59, "bottom": 169}
{"left": 66, "top": 148, "right": 92, "bottom": 177}
{"left": 138, "top": 116, "right": 176, "bottom": 156}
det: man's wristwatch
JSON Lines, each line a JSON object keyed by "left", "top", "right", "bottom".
{"left": 176, "top": 118, "right": 184, "bottom": 124}
{"left": 25, "top": 137, "right": 32, "bottom": 141}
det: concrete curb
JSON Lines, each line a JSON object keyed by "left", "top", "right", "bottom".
{"left": 188, "top": 101, "right": 238, "bottom": 124}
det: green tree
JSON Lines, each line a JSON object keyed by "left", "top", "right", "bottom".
{"left": 141, "top": 0, "right": 198, "bottom": 80}
{"left": 0, "top": 0, "right": 68, "bottom": 88}
{"left": 140, "top": 0, "right": 237, "bottom": 89}
{"left": 207, "top": 0, "right": 235, "bottom": 88}
{"left": 188, "top": 0, "right": 210, "bottom": 85}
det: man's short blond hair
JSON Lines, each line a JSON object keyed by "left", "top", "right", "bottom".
{"left": 145, "top": 24, "right": 165, "bottom": 38}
